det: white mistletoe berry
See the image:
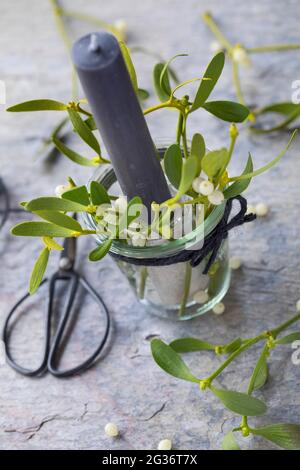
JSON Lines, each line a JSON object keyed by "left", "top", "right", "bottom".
{"left": 212, "top": 302, "right": 225, "bottom": 315}
{"left": 255, "top": 203, "right": 269, "bottom": 217}
{"left": 199, "top": 180, "right": 214, "bottom": 196}
{"left": 193, "top": 290, "right": 209, "bottom": 304}
{"left": 55, "top": 185, "right": 68, "bottom": 198}
{"left": 157, "top": 439, "right": 172, "bottom": 450}
{"left": 192, "top": 176, "right": 204, "bottom": 193}
{"left": 232, "top": 45, "right": 251, "bottom": 67}
{"left": 114, "top": 19, "right": 128, "bottom": 39}
{"left": 104, "top": 422, "right": 119, "bottom": 437}
{"left": 208, "top": 190, "right": 224, "bottom": 205}
{"left": 229, "top": 256, "right": 242, "bottom": 270}
{"left": 210, "top": 40, "right": 222, "bottom": 52}
{"left": 131, "top": 233, "right": 147, "bottom": 247}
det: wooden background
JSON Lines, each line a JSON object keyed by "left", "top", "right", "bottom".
{"left": 0, "top": 0, "right": 300, "bottom": 450}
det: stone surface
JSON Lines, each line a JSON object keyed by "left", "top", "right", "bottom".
{"left": 1, "top": 0, "right": 300, "bottom": 451}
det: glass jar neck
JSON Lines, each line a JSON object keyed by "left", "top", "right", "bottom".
{"left": 83, "top": 164, "right": 225, "bottom": 260}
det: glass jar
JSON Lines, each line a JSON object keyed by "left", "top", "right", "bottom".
{"left": 83, "top": 145, "right": 231, "bottom": 321}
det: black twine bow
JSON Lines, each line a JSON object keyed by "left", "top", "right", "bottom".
{"left": 109, "top": 195, "right": 256, "bottom": 274}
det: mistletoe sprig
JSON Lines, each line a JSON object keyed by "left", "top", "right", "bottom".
{"left": 7, "top": 97, "right": 108, "bottom": 167}
{"left": 202, "top": 11, "right": 300, "bottom": 133}
{"left": 11, "top": 181, "right": 145, "bottom": 294}
{"left": 151, "top": 310, "right": 300, "bottom": 450}
{"left": 8, "top": 48, "right": 297, "bottom": 298}
{"left": 6, "top": 49, "right": 252, "bottom": 172}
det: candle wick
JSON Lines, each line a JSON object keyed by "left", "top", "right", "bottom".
{"left": 89, "top": 33, "right": 101, "bottom": 53}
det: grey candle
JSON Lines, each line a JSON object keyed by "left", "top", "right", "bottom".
{"left": 72, "top": 32, "right": 171, "bottom": 209}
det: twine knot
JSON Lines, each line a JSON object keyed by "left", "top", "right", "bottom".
{"left": 190, "top": 195, "right": 256, "bottom": 273}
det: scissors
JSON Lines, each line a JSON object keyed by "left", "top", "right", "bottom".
{"left": 2, "top": 236, "right": 111, "bottom": 378}
{"left": 0, "top": 176, "right": 25, "bottom": 230}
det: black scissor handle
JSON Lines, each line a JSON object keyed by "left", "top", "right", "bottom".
{"left": 0, "top": 176, "right": 10, "bottom": 230}
{"left": 3, "top": 272, "right": 111, "bottom": 378}
{"left": 47, "top": 272, "right": 111, "bottom": 378}
{"left": 2, "top": 279, "right": 51, "bottom": 377}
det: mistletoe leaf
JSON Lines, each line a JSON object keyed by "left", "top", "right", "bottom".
{"left": 251, "top": 103, "right": 300, "bottom": 133}
{"left": 252, "top": 424, "right": 300, "bottom": 450}
{"left": 160, "top": 54, "right": 187, "bottom": 94}
{"left": 250, "top": 349, "right": 269, "bottom": 391}
{"left": 90, "top": 181, "right": 111, "bottom": 205}
{"left": 11, "top": 221, "right": 75, "bottom": 238}
{"left": 68, "top": 108, "right": 101, "bottom": 155}
{"left": 190, "top": 51, "right": 225, "bottom": 112}
{"left": 42, "top": 237, "right": 63, "bottom": 251}
{"left": 119, "top": 41, "right": 138, "bottom": 93}
{"left": 175, "top": 154, "right": 198, "bottom": 199}
{"left": 84, "top": 116, "right": 97, "bottom": 130}
{"left": 89, "top": 238, "right": 112, "bottom": 262}
{"left": 137, "top": 88, "right": 150, "bottom": 101}
{"left": 163, "top": 144, "right": 183, "bottom": 189}
{"left": 151, "top": 339, "right": 199, "bottom": 383}
{"left": 201, "top": 148, "right": 229, "bottom": 181}
{"left": 222, "top": 431, "right": 241, "bottom": 450}
{"left": 191, "top": 133, "right": 205, "bottom": 173}
{"left": 170, "top": 337, "right": 216, "bottom": 353}
{"left": 25, "top": 197, "right": 88, "bottom": 213}
{"left": 275, "top": 332, "right": 300, "bottom": 344}
{"left": 202, "top": 100, "right": 249, "bottom": 122}
{"left": 34, "top": 211, "right": 82, "bottom": 232}
{"left": 224, "top": 154, "right": 253, "bottom": 199}
{"left": 62, "top": 185, "right": 90, "bottom": 206}
{"left": 223, "top": 338, "right": 243, "bottom": 354}
{"left": 29, "top": 247, "right": 50, "bottom": 294}
{"left": 258, "top": 101, "right": 300, "bottom": 116}
{"left": 153, "top": 63, "right": 171, "bottom": 102}
{"left": 229, "top": 130, "right": 297, "bottom": 182}
{"left": 210, "top": 386, "right": 267, "bottom": 416}
{"left": 7, "top": 99, "right": 67, "bottom": 112}
{"left": 53, "top": 136, "right": 98, "bottom": 167}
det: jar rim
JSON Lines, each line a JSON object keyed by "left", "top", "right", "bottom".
{"left": 83, "top": 165, "right": 225, "bottom": 260}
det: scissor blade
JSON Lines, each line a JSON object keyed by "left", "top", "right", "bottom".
{"left": 60, "top": 236, "right": 77, "bottom": 270}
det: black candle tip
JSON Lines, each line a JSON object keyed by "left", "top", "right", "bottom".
{"left": 88, "top": 33, "right": 101, "bottom": 53}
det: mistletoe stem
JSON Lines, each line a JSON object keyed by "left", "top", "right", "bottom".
{"left": 49, "top": 0, "right": 71, "bottom": 51}
{"left": 204, "top": 310, "right": 300, "bottom": 386}
{"left": 247, "top": 44, "right": 300, "bottom": 53}
{"left": 49, "top": 0, "right": 78, "bottom": 99}
{"left": 58, "top": 7, "right": 124, "bottom": 41}
{"left": 144, "top": 100, "right": 183, "bottom": 116}
{"left": 201, "top": 11, "right": 247, "bottom": 106}
{"left": 201, "top": 11, "right": 233, "bottom": 52}
{"left": 139, "top": 267, "right": 148, "bottom": 299}
{"left": 76, "top": 105, "right": 92, "bottom": 117}
{"left": 240, "top": 342, "right": 277, "bottom": 435}
{"left": 227, "top": 125, "right": 238, "bottom": 164}
{"left": 176, "top": 112, "right": 183, "bottom": 145}
{"left": 271, "top": 311, "right": 300, "bottom": 337}
{"left": 178, "top": 262, "right": 192, "bottom": 317}
{"left": 241, "top": 416, "right": 249, "bottom": 432}
{"left": 181, "top": 117, "right": 189, "bottom": 159}
{"left": 232, "top": 60, "right": 246, "bottom": 106}
{"left": 205, "top": 335, "right": 265, "bottom": 384}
